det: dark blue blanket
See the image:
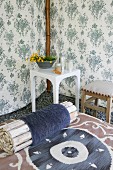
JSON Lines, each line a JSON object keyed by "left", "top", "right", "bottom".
{"left": 20, "top": 104, "right": 70, "bottom": 146}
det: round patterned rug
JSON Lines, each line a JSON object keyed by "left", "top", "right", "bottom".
{"left": 28, "top": 128, "right": 112, "bottom": 170}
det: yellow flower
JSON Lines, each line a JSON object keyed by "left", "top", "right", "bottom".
{"left": 26, "top": 57, "right": 29, "bottom": 61}
{"left": 28, "top": 51, "right": 56, "bottom": 63}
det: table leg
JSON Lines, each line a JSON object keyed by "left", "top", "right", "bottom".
{"left": 75, "top": 72, "right": 80, "bottom": 111}
{"left": 31, "top": 76, "right": 36, "bottom": 112}
{"left": 53, "top": 82, "right": 60, "bottom": 104}
{"left": 47, "top": 79, "right": 51, "bottom": 92}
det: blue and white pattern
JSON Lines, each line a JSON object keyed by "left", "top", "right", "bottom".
{"left": 28, "top": 128, "right": 112, "bottom": 170}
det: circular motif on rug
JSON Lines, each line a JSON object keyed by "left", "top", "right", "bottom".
{"left": 50, "top": 141, "right": 88, "bottom": 164}
{"left": 62, "top": 146, "right": 78, "bottom": 158}
{"left": 28, "top": 128, "right": 112, "bottom": 170}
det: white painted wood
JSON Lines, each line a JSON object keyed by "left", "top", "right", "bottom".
{"left": 14, "top": 140, "right": 32, "bottom": 152}
{"left": 1, "top": 120, "right": 25, "bottom": 131}
{"left": 13, "top": 131, "right": 32, "bottom": 146}
{"left": 30, "top": 69, "right": 80, "bottom": 111}
{"left": 67, "top": 105, "right": 77, "bottom": 113}
{"left": 9, "top": 124, "right": 30, "bottom": 138}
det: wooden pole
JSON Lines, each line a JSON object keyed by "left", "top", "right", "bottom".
{"left": 46, "top": 0, "right": 51, "bottom": 92}
{"left": 46, "top": 0, "right": 50, "bottom": 57}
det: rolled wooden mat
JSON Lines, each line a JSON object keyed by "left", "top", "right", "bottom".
{"left": 0, "top": 102, "right": 78, "bottom": 155}
{"left": 0, "top": 128, "right": 14, "bottom": 155}
{"left": 60, "top": 101, "right": 77, "bottom": 113}
{"left": 0, "top": 120, "right": 32, "bottom": 155}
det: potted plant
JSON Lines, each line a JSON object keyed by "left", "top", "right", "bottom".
{"left": 29, "top": 51, "right": 57, "bottom": 69}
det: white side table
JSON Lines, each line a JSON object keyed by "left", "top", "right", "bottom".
{"left": 30, "top": 68, "right": 80, "bottom": 112}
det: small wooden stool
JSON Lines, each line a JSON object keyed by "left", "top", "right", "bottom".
{"left": 81, "top": 80, "right": 113, "bottom": 123}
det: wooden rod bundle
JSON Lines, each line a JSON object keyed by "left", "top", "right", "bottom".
{"left": 0, "top": 120, "right": 32, "bottom": 155}
{"left": 61, "top": 101, "right": 78, "bottom": 122}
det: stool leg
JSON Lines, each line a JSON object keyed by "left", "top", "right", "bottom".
{"left": 106, "top": 97, "right": 112, "bottom": 123}
{"left": 94, "top": 98, "right": 99, "bottom": 117}
{"left": 81, "top": 90, "right": 86, "bottom": 113}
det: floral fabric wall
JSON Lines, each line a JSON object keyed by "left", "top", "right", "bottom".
{"left": 0, "top": 0, "right": 113, "bottom": 115}
{"left": 0, "top": 0, "right": 46, "bottom": 115}
{"left": 50, "top": 0, "right": 113, "bottom": 97}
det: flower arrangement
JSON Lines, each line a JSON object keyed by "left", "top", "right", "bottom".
{"left": 29, "top": 51, "right": 57, "bottom": 69}
{"left": 30, "top": 51, "right": 56, "bottom": 63}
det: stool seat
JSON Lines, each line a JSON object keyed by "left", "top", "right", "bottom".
{"left": 82, "top": 80, "right": 113, "bottom": 97}
{"left": 81, "top": 80, "right": 113, "bottom": 123}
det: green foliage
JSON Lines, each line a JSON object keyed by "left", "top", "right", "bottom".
{"left": 43, "top": 56, "right": 56, "bottom": 61}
